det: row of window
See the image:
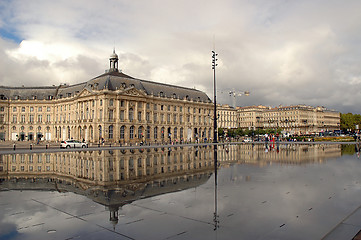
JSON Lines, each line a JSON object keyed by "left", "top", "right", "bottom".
{"left": 11, "top": 114, "right": 51, "bottom": 123}
{"left": 11, "top": 106, "right": 51, "bottom": 112}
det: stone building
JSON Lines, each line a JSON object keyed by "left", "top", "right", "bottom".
{"left": 0, "top": 51, "right": 214, "bottom": 143}
{"left": 217, "top": 104, "right": 238, "bottom": 129}
{"left": 218, "top": 104, "right": 340, "bottom": 135}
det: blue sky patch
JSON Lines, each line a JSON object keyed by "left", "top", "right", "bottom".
{"left": 0, "top": 27, "right": 22, "bottom": 44}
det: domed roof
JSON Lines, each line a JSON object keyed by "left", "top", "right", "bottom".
{"left": 110, "top": 49, "right": 118, "bottom": 59}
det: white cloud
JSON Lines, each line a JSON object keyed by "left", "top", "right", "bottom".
{"left": 0, "top": 0, "right": 361, "bottom": 113}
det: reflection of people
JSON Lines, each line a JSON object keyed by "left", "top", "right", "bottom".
{"left": 355, "top": 143, "right": 360, "bottom": 159}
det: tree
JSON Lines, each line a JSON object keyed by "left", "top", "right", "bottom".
{"left": 341, "top": 113, "right": 361, "bottom": 132}
{"left": 218, "top": 128, "right": 225, "bottom": 138}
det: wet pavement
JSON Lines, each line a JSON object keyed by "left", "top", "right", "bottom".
{"left": 1, "top": 144, "right": 361, "bottom": 239}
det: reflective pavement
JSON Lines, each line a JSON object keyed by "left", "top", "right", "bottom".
{"left": 1, "top": 144, "right": 361, "bottom": 239}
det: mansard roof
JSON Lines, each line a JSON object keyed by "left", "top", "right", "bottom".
{"left": 0, "top": 51, "right": 211, "bottom": 103}
{"left": 0, "top": 86, "right": 58, "bottom": 100}
{"left": 84, "top": 71, "right": 211, "bottom": 102}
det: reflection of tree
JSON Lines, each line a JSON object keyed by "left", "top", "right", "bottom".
{"left": 341, "top": 144, "right": 356, "bottom": 155}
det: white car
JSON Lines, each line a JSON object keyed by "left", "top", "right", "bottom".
{"left": 60, "top": 140, "right": 88, "bottom": 148}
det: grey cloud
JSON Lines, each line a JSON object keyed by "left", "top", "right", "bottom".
{"left": 1, "top": 0, "right": 361, "bottom": 113}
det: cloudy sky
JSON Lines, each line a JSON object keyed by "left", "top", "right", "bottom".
{"left": 0, "top": 0, "right": 360, "bottom": 113}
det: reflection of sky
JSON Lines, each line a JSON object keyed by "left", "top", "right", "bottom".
{"left": 2, "top": 151, "right": 361, "bottom": 239}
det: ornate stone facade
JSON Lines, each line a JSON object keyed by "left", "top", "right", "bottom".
{"left": 219, "top": 104, "right": 340, "bottom": 135}
{"left": 0, "top": 51, "right": 214, "bottom": 143}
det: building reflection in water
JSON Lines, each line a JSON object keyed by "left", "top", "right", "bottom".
{"left": 0, "top": 143, "right": 343, "bottom": 228}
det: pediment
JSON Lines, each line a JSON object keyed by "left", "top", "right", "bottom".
{"left": 77, "top": 88, "right": 92, "bottom": 97}
{"left": 121, "top": 87, "right": 145, "bottom": 97}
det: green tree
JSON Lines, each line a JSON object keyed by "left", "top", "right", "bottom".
{"left": 235, "top": 128, "right": 244, "bottom": 136}
{"left": 218, "top": 128, "right": 225, "bottom": 138}
{"left": 340, "top": 113, "right": 361, "bottom": 132}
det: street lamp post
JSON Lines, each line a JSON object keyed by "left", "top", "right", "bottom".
{"left": 212, "top": 50, "right": 219, "bottom": 231}
{"left": 212, "top": 50, "right": 218, "bottom": 144}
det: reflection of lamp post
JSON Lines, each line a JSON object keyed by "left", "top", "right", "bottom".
{"left": 212, "top": 50, "right": 219, "bottom": 231}
{"left": 212, "top": 50, "right": 218, "bottom": 144}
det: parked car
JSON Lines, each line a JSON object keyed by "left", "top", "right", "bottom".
{"left": 60, "top": 140, "right": 88, "bottom": 148}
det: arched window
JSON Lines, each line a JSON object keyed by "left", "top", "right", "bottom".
{"left": 161, "top": 127, "right": 165, "bottom": 139}
{"left": 98, "top": 125, "right": 102, "bottom": 139}
{"left": 130, "top": 126, "right": 134, "bottom": 139}
{"left": 154, "top": 126, "right": 158, "bottom": 139}
{"left": 146, "top": 126, "right": 151, "bottom": 139}
{"left": 138, "top": 126, "right": 143, "bottom": 139}
{"left": 174, "top": 127, "right": 178, "bottom": 139}
{"left": 109, "top": 125, "right": 113, "bottom": 139}
{"left": 180, "top": 127, "right": 184, "bottom": 140}
{"left": 120, "top": 126, "right": 125, "bottom": 139}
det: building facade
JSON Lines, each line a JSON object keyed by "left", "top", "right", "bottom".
{"left": 0, "top": 51, "right": 214, "bottom": 143}
{"left": 218, "top": 104, "right": 340, "bottom": 135}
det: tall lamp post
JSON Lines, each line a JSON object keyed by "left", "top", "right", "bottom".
{"left": 212, "top": 50, "right": 218, "bottom": 144}
{"left": 212, "top": 50, "right": 219, "bottom": 231}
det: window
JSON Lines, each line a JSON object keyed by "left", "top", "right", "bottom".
{"left": 120, "top": 126, "right": 125, "bottom": 139}
{"left": 0, "top": 107, "right": 4, "bottom": 112}
{"left": 161, "top": 105, "right": 164, "bottom": 111}
{"left": 138, "top": 127, "right": 143, "bottom": 139}
{"left": 109, "top": 109, "right": 113, "bottom": 120}
{"left": 130, "top": 126, "right": 134, "bottom": 139}
{"left": 37, "top": 115, "right": 42, "bottom": 123}
{"left": 154, "top": 127, "right": 158, "bottom": 139}
{"left": 38, "top": 107, "right": 42, "bottom": 112}
{"left": 174, "top": 128, "right": 178, "bottom": 138}
{"left": 161, "top": 127, "right": 165, "bottom": 139}
{"left": 147, "top": 126, "right": 151, "bottom": 139}
{"left": 120, "top": 110, "right": 125, "bottom": 121}
{"left": 21, "top": 115, "right": 26, "bottom": 123}
{"left": 138, "top": 111, "right": 142, "bottom": 121}
{"left": 167, "top": 105, "right": 170, "bottom": 111}
{"left": 100, "top": 99, "right": 103, "bottom": 106}
{"left": 109, "top": 125, "right": 113, "bottom": 139}
{"left": 12, "top": 115, "right": 17, "bottom": 123}
{"left": 47, "top": 107, "right": 51, "bottom": 112}
{"left": 129, "top": 108, "right": 134, "bottom": 121}
{"left": 153, "top": 113, "right": 157, "bottom": 122}
{"left": 120, "top": 100, "right": 125, "bottom": 107}
{"left": 146, "top": 112, "right": 150, "bottom": 122}
{"left": 30, "top": 107, "right": 34, "bottom": 112}
{"left": 99, "top": 109, "right": 103, "bottom": 120}
{"left": 109, "top": 99, "right": 114, "bottom": 106}
{"left": 13, "top": 107, "right": 16, "bottom": 112}
{"left": 21, "top": 107, "right": 25, "bottom": 112}
{"left": 47, "top": 114, "right": 51, "bottom": 122}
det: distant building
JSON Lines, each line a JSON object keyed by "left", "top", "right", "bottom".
{"left": 218, "top": 104, "right": 340, "bottom": 135}
{"left": 0, "top": 50, "right": 213, "bottom": 143}
{"left": 217, "top": 104, "right": 238, "bottom": 129}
